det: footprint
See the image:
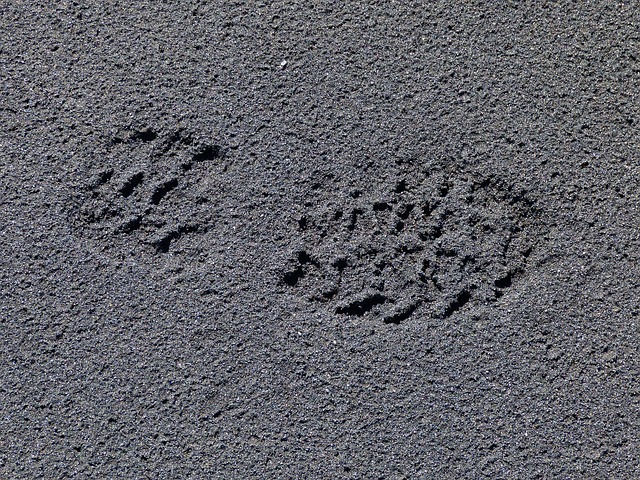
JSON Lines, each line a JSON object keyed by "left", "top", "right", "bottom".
{"left": 281, "top": 164, "right": 541, "bottom": 323}
{"left": 78, "top": 127, "right": 224, "bottom": 255}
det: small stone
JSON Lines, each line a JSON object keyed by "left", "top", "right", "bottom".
{"left": 547, "top": 348, "right": 562, "bottom": 361}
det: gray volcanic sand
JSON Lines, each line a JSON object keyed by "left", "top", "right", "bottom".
{"left": 2, "top": 2, "right": 639, "bottom": 478}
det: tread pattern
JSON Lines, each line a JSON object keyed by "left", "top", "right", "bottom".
{"left": 78, "top": 128, "right": 223, "bottom": 255}
{"left": 281, "top": 163, "right": 540, "bottom": 323}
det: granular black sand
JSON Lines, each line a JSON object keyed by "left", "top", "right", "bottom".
{"left": 2, "top": 2, "right": 639, "bottom": 478}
